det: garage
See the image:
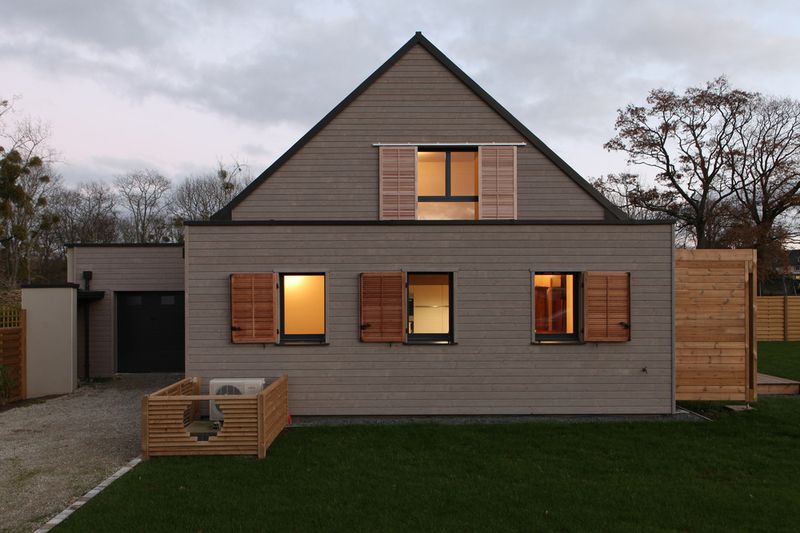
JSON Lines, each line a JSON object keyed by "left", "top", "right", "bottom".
{"left": 117, "top": 291, "right": 185, "bottom": 373}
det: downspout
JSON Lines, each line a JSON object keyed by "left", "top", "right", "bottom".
{"left": 82, "top": 271, "right": 92, "bottom": 380}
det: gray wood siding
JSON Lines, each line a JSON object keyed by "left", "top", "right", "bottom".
{"left": 67, "top": 246, "right": 184, "bottom": 377}
{"left": 232, "top": 45, "right": 607, "bottom": 221}
{"left": 185, "top": 224, "right": 673, "bottom": 415}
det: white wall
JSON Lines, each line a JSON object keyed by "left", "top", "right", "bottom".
{"left": 22, "top": 286, "right": 78, "bottom": 398}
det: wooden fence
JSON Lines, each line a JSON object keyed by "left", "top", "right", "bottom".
{"left": 675, "top": 249, "right": 757, "bottom": 401}
{"left": 0, "top": 307, "right": 26, "bottom": 403}
{"left": 756, "top": 296, "right": 800, "bottom": 341}
{"left": 141, "top": 375, "right": 288, "bottom": 459}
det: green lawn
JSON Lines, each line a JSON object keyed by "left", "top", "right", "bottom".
{"left": 58, "top": 398, "right": 800, "bottom": 532}
{"left": 759, "top": 341, "right": 800, "bottom": 381}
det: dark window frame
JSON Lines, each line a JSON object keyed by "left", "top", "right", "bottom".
{"left": 279, "top": 272, "right": 327, "bottom": 344}
{"left": 406, "top": 272, "right": 455, "bottom": 344}
{"left": 533, "top": 272, "right": 581, "bottom": 343}
{"left": 417, "top": 147, "right": 479, "bottom": 204}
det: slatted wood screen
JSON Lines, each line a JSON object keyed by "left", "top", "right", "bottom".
{"left": 675, "top": 249, "right": 757, "bottom": 401}
{"left": 379, "top": 147, "right": 417, "bottom": 220}
{"left": 756, "top": 296, "right": 800, "bottom": 341}
{"left": 360, "top": 272, "right": 405, "bottom": 342}
{"left": 141, "top": 376, "right": 289, "bottom": 459}
{"left": 583, "top": 272, "right": 630, "bottom": 342}
{"left": 230, "top": 273, "right": 277, "bottom": 343}
{"left": 478, "top": 146, "right": 516, "bottom": 220}
{"left": 0, "top": 308, "right": 25, "bottom": 403}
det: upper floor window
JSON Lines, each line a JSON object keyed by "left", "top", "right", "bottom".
{"left": 378, "top": 145, "right": 516, "bottom": 221}
{"left": 417, "top": 149, "right": 478, "bottom": 220}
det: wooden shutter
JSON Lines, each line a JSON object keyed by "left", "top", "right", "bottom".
{"left": 230, "top": 273, "right": 277, "bottom": 343}
{"left": 584, "top": 272, "right": 631, "bottom": 342}
{"left": 478, "top": 145, "right": 517, "bottom": 220}
{"left": 360, "top": 272, "right": 405, "bottom": 342}
{"left": 379, "top": 147, "right": 417, "bottom": 220}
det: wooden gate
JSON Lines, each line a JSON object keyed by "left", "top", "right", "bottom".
{"left": 675, "top": 250, "right": 757, "bottom": 401}
{"left": 0, "top": 307, "right": 26, "bottom": 403}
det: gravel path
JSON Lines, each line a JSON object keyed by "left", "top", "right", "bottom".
{"left": 0, "top": 374, "right": 180, "bottom": 533}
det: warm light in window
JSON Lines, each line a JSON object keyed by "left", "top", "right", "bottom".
{"left": 283, "top": 275, "right": 325, "bottom": 335}
{"left": 534, "top": 274, "right": 574, "bottom": 335}
{"left": 408, "top": 274, "right": 450, "bottom": 335}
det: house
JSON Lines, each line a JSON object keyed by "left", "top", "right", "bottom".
{"left": 68, "top": 33, "right": 675, "bottom": 415}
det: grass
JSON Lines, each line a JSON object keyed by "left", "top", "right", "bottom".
{"left": 58, "top": 398, "right": 800, "bottom": 532}
{"left": 758, "top": 341, "right": 800, "bottom": 381}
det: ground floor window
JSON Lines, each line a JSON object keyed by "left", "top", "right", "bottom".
{"left": 534, "top": 273, "right": 579, "bottom": 342}
{"left": 406, "top": 272, "right": 453, "bottom": 343}
{"left": 280, "top": 273, "right": 326, "bottom": 343}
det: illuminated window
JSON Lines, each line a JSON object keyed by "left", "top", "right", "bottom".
{"left": 280, "top": 273, "right": 325, "bottom": 343}
{"left": 534, "top": 273, "right": 579, "bottom": 341}
{"left": 407, "top": 273, "right": 453, "bottom": 343}
{"left": 417, "top": 149, "right": 478, "bottom": 220}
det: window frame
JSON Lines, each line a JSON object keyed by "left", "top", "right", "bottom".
{"left": 532, "top": 271, "right": 582, "bottom": 344}
{"left": 416, "top": 147, "right": 479, "bottom": 218}
{"left": 278, "top": 272, "right": 327, "bottom": 345}
{"left": 405, "top": 271, "right": 455, "bottom": 345}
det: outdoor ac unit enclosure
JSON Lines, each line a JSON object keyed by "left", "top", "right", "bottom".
{"left": 208, "top": 378, "right": 266, "bottom": 421}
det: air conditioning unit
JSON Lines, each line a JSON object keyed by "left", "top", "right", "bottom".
{"left": 208, "top": 378, "right": 266, "bottom": 421}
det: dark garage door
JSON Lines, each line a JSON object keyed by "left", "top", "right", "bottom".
{"left": 117, "top": 292, "right": 184, "bottom": 373}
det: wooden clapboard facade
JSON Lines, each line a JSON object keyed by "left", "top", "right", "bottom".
{"left": 176, "top": 32, "right": 675, "bottom": 416}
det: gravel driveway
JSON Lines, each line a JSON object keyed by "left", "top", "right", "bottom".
{"left": 0, "top": 374, "right": 180, "bottom": 533}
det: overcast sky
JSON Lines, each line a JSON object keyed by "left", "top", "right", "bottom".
{"left": 1, "top": 0, "right": 799, "bottom": 187}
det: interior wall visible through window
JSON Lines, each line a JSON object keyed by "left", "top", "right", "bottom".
{"left": 534, "top": 273, "right": 578, "bottom": 340}
{"left": 281, "top": 274, "right": 326, "bottom": 342}
{"left": 417, "top": 149, "right": 478, "bottom": 220}
{"left": 407, "top": 273, "right": 453, "bottom": 343}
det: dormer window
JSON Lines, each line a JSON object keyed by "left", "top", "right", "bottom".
{"left": 417, "top": 149, "right": 478, "bottom": 220}
{"left": 378, "top": 145, "right": 517, "bottom": 221}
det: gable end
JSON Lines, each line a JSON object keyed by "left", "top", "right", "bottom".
{"left": 212, "top": 32, "right": 626, "bottom": 221}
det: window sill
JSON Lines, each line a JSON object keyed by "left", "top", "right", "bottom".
{"left": 404, "top": 341, "right": 458, "bottom": 346}
{"left": 532, "top": 340, "right": 584, "bottom": 345}
{"left": 277, "top": 341, "right": 330, "bottom": 346}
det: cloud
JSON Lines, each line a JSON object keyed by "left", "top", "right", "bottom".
{"left": 1, "top": 0, "right": 799, "bottom": 183}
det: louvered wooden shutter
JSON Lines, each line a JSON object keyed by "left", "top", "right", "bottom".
{"left": 478, "top": 145, "right": 517, "bottom": 219}
{"left": 379, "top": 147, "right": 417, "bottom": 220}
{"left": 360, "top": 272, "right": 405, "bottom": 342}
{"left": 583, "top": 272, "right": 631, "bottom": 342}
{"left": 230, "top": 273, "right": 277, "bottom": 343}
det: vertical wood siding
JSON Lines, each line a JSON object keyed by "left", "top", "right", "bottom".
{"left": 185, "top": 224, "right": 673, "bottom": 415}
{"left": 67, "top": 246, "right": 184, "bottom": 377}
{"left": 231, "top": 45, "right": 608, "bottom": 221}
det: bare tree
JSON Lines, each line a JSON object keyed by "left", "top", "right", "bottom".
{"left": 0, "top": 105, "right": 59, "bottom": 286}
{"left": 726, "top": 96, "right": 800, "bottom": 272}
{"left": 605, "top": 77, "right": 754, "bottom": 247}
{"left": 115, "top": 170, "right": 172, "bottom": 243}
{"left": 172, "top": 161, "right": 246, "bottom": 223}
{"left": 51, "top": 181, "right": 118, "bottom": 244}
{"left": 591, "top": 173, "right": 664, "bottom": 220}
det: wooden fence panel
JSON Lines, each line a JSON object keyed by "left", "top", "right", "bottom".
{"left": 0, "top": 309, "right": 26, "bottom": 402}
{"left": 675, "top": 250, "right": 756, "bottom": 401}
{"left": 142, "top": 375, "right": 288, "bottom": 459}
{"left": 258, "top": 375, "right": 289, "bottom": 459}
{"left": 757, "top": 296, "right": 800, "bottom": 341}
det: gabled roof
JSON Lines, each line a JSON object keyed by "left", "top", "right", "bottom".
{"left": 212, "top": 32, "right": 626, "bottom": 221}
